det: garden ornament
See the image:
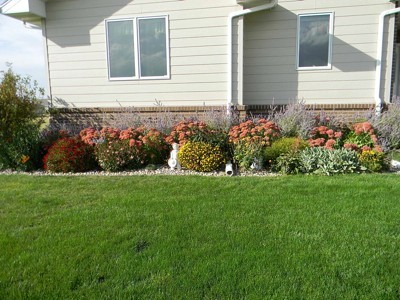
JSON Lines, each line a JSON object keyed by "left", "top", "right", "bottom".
{"left": 250, "top": 157, "right": 262, "bottom": 171}
{"left": 168, "top": 143, "right": 181, "bottom": 170}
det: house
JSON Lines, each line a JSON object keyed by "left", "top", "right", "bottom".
{"left": 1, "top": 0, "right": 400, "bottom": 126}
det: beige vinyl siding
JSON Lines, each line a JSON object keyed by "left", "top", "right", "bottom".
{"left": 243, "top": 0, "right": 395, "bottom": 105}
{"left": 45, "top": 0, "right": 241, "bottom": 108}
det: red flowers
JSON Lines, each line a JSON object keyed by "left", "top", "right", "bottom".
{"left": 43, "top": 137, "right": 96, "bottom": 172}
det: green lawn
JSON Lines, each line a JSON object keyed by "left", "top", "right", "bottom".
{"left": 1, "top": 174, "right": 400, "bottom": 299}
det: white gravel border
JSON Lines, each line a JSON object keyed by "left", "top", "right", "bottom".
{"left": 0, "top": 166, "right": 280, "bottom": 177}
{"left": 2, "top": 161, "right": 400, "bottom": 177}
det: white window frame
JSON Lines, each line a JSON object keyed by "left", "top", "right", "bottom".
{"left": 106, "top": 15, "right": 170, "bottom": 81}
{"left": 296, "top": 12, "right": 334, "bottom": 71}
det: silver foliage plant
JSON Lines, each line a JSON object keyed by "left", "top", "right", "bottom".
{"left": 299, "top": 147, "right": 363, "bottom": 175}
{"left": 272, "top": 101, "right": 315, "bottom": 139}
{"left": 370, "top": 96, "right": 400, "bottom": 151}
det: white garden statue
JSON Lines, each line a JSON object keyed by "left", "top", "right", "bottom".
{"left": 168, "top": 143, "right": 181, "bottom": 170}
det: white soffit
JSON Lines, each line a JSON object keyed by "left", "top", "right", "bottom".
{"left": 237, "top": 0, "right": 276, "bottom": 8}
{"left": 0, "top": 0, "right": 45, "bottom": 24}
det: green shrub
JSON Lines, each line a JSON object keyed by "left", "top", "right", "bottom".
{"left": 265, "top": 137, "right": 309, "bottom": 165}
{"left": 358, "top": 150, "right": 388, "bottom": 173}
{"left": 275, "top": 151, "right": 302, "bottom": 175}
{"left": 232, "top": 141, "right": 265, "bottom": 170}
{"left": 178, "top": 141, "right": 226, "bottom": 172}
{"left": 0, "top": 68, "right": 45, "bottom": 170}
{"left": 0, "top": 123, "right": 41, "bottom": 171}
{"left": 299, "top": 147, "right": 363, "bottom": 175}
{"left": 43, "top": 137, "right": 96, "bottom": 173}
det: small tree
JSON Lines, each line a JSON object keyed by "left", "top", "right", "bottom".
{"left": 0, "top": 67, "right": 45, "bottom": 170}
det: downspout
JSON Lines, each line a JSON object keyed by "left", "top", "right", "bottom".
{"left": 227, "top": 0, "right": 278, "bottom": 112}
{"left": 375, "top": 7, "right": 400, "bottom": 115}
{"left": 41, "top": 18, "right": 53, "bottom": 107}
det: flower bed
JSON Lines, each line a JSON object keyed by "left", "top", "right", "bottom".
{"left": 4, "top": 102, "right": 400, "bottom": 175}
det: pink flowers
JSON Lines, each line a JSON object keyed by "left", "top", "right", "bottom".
{"left": 343, "top": 122, "right": 381, "bottom": 153}
{"left": 166, "top": 121, "right": 209, "bottom": 146}
{"left": 308, "top": 126, "right": 343, "bottom": 149}
{"left": 353, "top": 122, "right": 374, "bottom": 135}
{"left": 79, "top": 125, "right": 169, "bottom": 168}
{"left": 228, "top": 119, "right": 280, "bottom": 146}
{"left": 80, "top": 127, "right": 100, "bottom": 146}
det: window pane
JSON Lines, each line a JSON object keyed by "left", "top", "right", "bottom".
{"left": 138, "top": 18, "right": 168, "bottom": 77}
{"left": 107, "top": 20, "right": 135, "bottom": 78}
{"left": 299, "top": 15, "right": 330, "bottom": 68}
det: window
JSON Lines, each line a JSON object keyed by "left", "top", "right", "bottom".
{"left": 106, "top": 16, "right": 169, "bottom": 80}
{"left": 297, "top": 13, "right": 333, "bottom": 70}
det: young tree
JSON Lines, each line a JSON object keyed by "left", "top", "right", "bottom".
{"left": 0, "top": 67, "right": 45, "bottom": 170}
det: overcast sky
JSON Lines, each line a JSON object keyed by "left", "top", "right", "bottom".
{"left": 0, "top": 14, "right": 47, "bottom": 93}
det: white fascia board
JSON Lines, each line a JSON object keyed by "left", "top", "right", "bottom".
{"left": 237, "top": 0, "right": 275, "bottom": 8}
{"left": 0, "top": 0, "right": 46, "bottom": 23}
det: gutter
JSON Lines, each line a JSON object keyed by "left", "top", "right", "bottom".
{"left": 0, "top": 0, "right": 12, "bottom": 11}
{"left": 375, "top": 7, "right": 400, "bottom": 115}
{"left": 227, "top": 0, "right": 278, "bottom": 112}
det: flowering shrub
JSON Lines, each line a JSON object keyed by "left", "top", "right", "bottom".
{"left": 308, "top": 126, "right": 343, "bottom": 149}
{"left": 229, "top": 119, "right": 280, "bottom": 169}
{"left": 178, "top": 141, "right": 226, "bottom": 172}
{"left": 343, "top": 122, "right": 381, "bottom": 152}
{"left": 79, "top": 127, "right": 100, "bottom": 146}
{"left": 166, "top": 121, "right": 209, "bottom": 146}
{"left": 229, "top": 119, "right": 280, "bottom": 146}
{"left": 43, "top": 137, "right": 96, "bottom": 173}
{"left": 38, "top": 129, "right": 71, "bottom": 168}
{"left": 95, "top": 139, "right": 143, "bottom": 172}
{"left": 272, "top": 102, "right": 316, "bottom": 139}
{"left": 166, "top": 120, "right": 230, "bottom": 161}
{"left": 358, "top": 150, "right": 387, "bottom": 172}
{"left": 100, "top": 127, "right": 121, "bottom": 140}
{"left": 80, "top": 126, "right": 169, "bottom": 168}
{"left": 138, "top": 128, "right": 169, "bottom": 165}
{"left": 371, "top": 97, "right": 400, "bottom": 150}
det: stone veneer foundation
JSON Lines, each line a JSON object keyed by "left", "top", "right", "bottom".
{"left": 49, "top": 104, "right": 375, "bottom": 130}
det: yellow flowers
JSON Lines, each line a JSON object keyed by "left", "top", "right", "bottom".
{"left": 178, "top": 141, "right": 226, "bottom": 172}
{"left": 20, "top": 155, "right": 30, "bottom": 164}
{"left": 358, "top": 150, "right": 386, "bottom": 172}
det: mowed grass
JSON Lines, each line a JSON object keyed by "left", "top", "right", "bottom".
{"left": 1, "top": 174, "right": 400, "bottom": 299}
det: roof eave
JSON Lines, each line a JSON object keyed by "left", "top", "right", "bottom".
{"left": 237, "top": 0, "right": 276, "bottom": 9}
{"left": 0, "top": 0, "right": 45, "bottom": 25}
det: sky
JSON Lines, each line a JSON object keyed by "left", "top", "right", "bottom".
{"left": 0, "top": 13, "right": 47, "bottom": 93}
